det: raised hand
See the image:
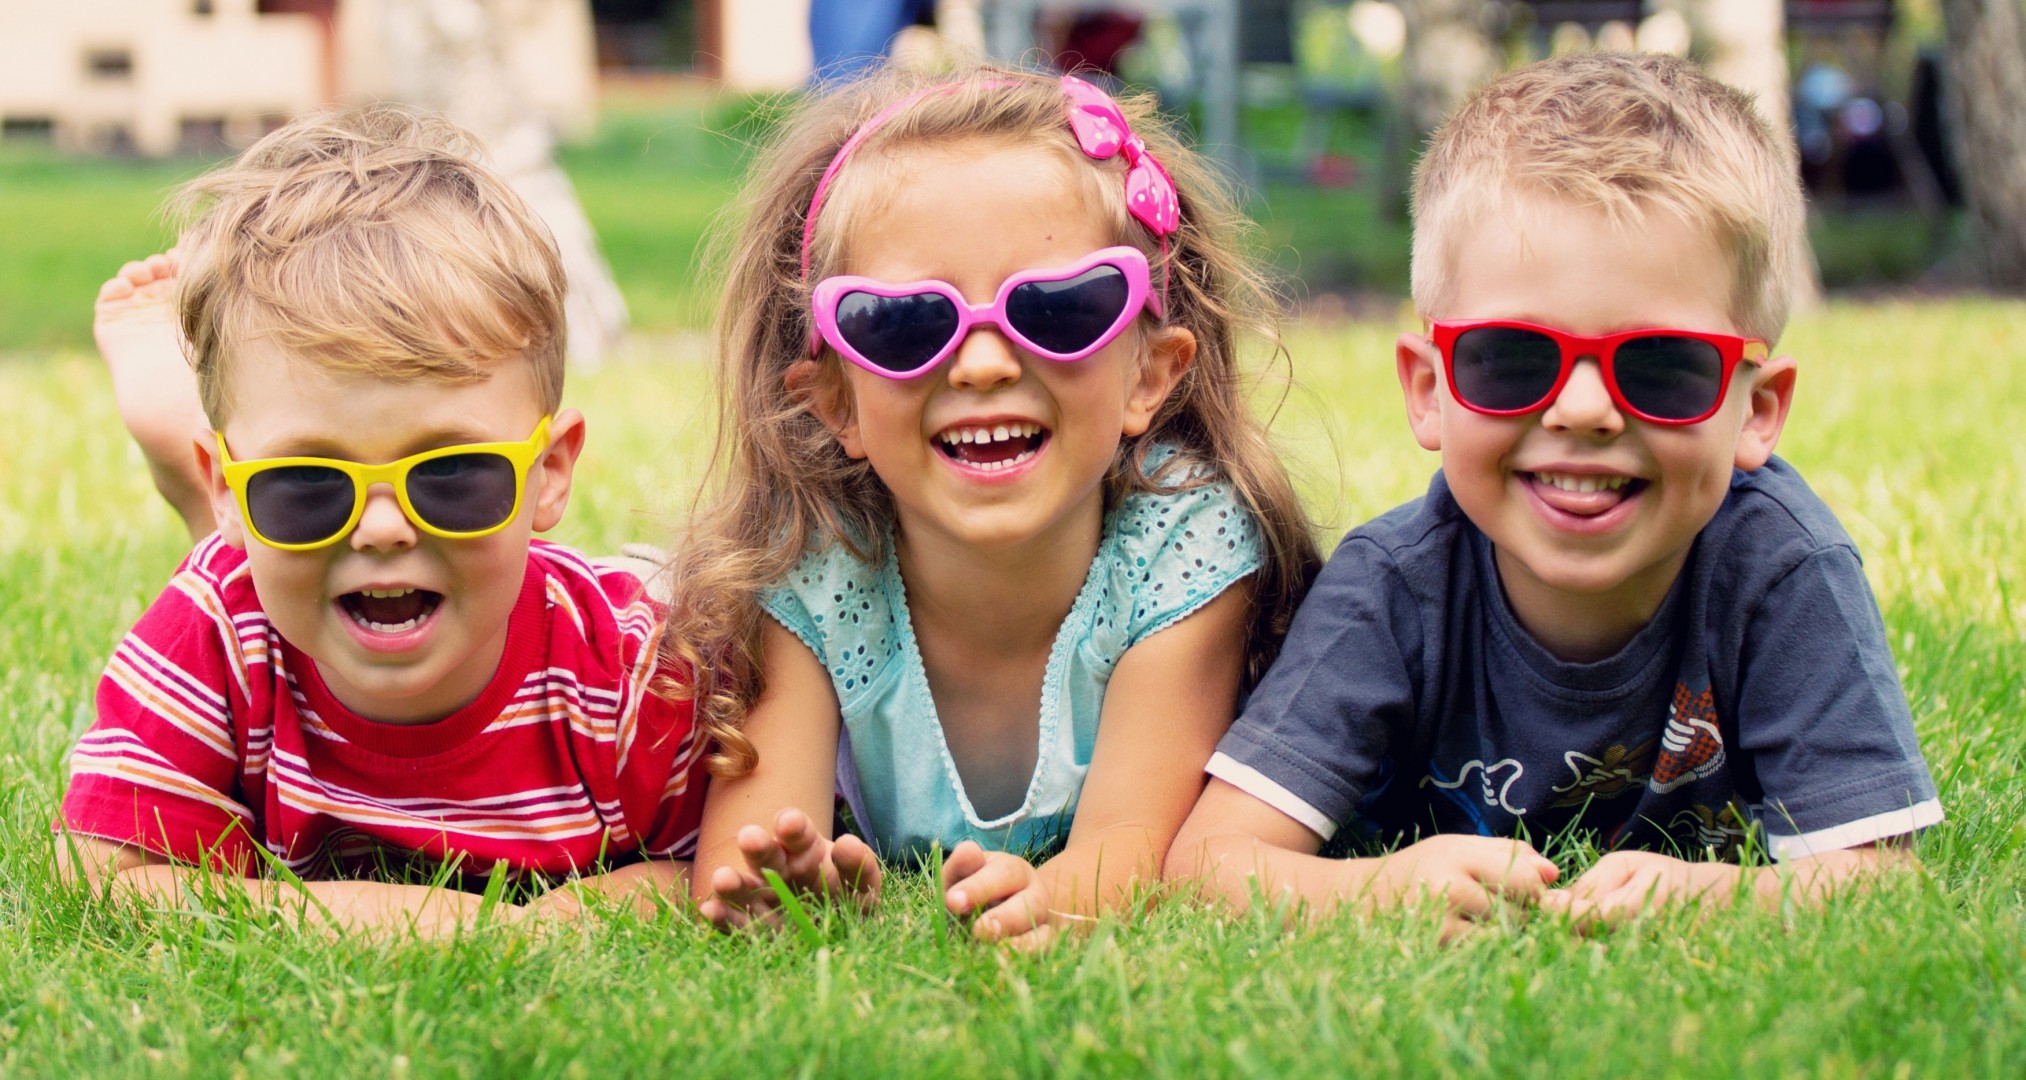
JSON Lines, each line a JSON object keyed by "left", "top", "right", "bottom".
{"left": 698, "top": 807, "right": 882, "bottom": 931}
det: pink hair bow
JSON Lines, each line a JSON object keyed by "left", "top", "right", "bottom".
{"left": 1061, "top": 75, "right": 1180, "bottom": 240}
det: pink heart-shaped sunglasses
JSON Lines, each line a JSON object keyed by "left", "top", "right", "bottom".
{"left": 810, "top": 246, "right": 1160, "bottom": 379}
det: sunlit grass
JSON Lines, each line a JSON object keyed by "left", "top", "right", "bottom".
{"left": 2, "top": 300, "right": 2023, "bottom": 1077}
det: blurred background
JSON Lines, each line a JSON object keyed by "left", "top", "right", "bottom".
{"left": 1, "top": 0, "right": 2021, "bottom": 360}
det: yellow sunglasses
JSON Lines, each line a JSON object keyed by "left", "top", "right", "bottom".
{"left": 216, "top": 417, "right": 553, "bottom": 551}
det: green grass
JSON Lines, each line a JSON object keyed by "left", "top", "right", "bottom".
{"left": 3, "top": 299, "right": 2023, "bottom": 1076}
{"left": 0, "top": 89, "right": 1953, "bottom": 356}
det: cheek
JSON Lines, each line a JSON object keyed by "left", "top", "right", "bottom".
{"left": 244, "top": 552, "right": 332, "bottom": 635}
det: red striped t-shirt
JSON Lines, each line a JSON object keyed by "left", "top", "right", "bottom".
{"left": 60, "top": 536, "right": 708, "bottom": 880}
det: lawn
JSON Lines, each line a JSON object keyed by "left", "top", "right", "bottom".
{"left": 2, "top": 87, "right": 2023, "bottom": 1077}
{"left": 2, "top": 297, "right": 2023, "bottom": 1077}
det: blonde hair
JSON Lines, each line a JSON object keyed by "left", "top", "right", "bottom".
{"left": 1411, "top": 53, "right": 1804, "bottom": 343}
{"left": 174, "top": 104, "right": 567, "bottom": 424}
{"left": 664, "top": 65, "right": 1321, "bottom": 776}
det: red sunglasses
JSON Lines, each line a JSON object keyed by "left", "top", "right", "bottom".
{"left": 1430, "top": 319, "right": 1769, "bottom": 426}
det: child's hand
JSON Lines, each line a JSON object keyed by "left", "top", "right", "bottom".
{"left": 941, "top": 840, "right": 1060, "bottom": 950}
{"left": 1541, "top": 851, "right": 1739, "bottom": 930}
{"left": 698, "top": 807, "right": 882, "bottom": 931}
{"left": 1351, "top": 835, "right": 1559, "bottom": 942}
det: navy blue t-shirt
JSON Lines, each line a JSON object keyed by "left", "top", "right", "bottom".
{"left": 1208, "top": 458, "right": 1941, "bottom": 861}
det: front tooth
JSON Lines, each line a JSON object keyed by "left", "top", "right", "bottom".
{"left": 992, "top": 424, "right": 1009, "bottom": 442}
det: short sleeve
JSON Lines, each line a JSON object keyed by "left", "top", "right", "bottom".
{"left": 1732, "top": 546, "right": 1942, "bottom": 858}
{"left": 1112, "top": 473, "right": 1265, "bottom": 645}
{"left": 1208, "top": 536, "right": 1420, "bottom": 840}
{"left": 760, "top": 540, "right": 897, "bottom": 706}
{"left": 59, "top": 564, "right": 259, "bottom": 871}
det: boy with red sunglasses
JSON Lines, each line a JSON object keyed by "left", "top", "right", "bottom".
{"left": 56, "top": 106, "right": 710, "bottom": 936}
{"left": 1167, "top": 54, "right": 1939, "bottom": 936}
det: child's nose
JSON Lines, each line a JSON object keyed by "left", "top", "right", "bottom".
{"left": 1540, "top": 357, "right": 1625, "bottom": 437}
{"left": 946, "top": 326, "right": 1023, "bottom": 391}
{"left": 349, "top": 484, "right": 418, "bottom": 553}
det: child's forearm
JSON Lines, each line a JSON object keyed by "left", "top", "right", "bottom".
{"left": 531, "top": 859, "right": 691, "bottom": 921}
{"left": 102, "top": 862, "right": 499, "bottom": 937}
{"left": 1743, "top": 844, "right": 1909, "bottom": 909}
{"left": 1165, "top": 827, "right": 1369, "bottom": 918}
{"left": 1034, "top": 825, "right": 1168, "bottom": 920}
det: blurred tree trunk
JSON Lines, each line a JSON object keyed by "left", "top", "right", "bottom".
{"left": 1681, "top": 0, "right": 1822, "bottom": 311}
{"left": 1940, "top": 0, "right": 2026, "bottom": 289}
{"left": 1390, "top": 0, "right": 1500, "bottom": 217}
{"left": 380, "top": 0, "right": 629, "bottom": 366}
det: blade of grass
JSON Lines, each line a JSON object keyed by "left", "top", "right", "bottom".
{"left": 762, "top": 867, "right": 824, "bottom": 948}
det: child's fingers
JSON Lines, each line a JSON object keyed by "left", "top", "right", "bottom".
{"left": 1436, "top": 876, "right": 1495, "bottom": 921}
{"left": 772, "top": 807, "right": 817, "bottom": 855}
{"left": 772, "top": 808, "right": 835, "bottom": 884}
{"left": 1439, "top": 913, "right": 1482, "bottom": 945}
{"left": 939, "top": 840, "right": 988, "bottom": 889}
{"left": 1561, "top": 853, "right": 1637, "bottom": 900}
{"left": 733, "top": 823, "right": 791, "bottom": 875}
{"left": 828, "top": 833, "right": 883, "bottom": 903}
{"left": 708, "top": 863, "right": 774, "bottom": 913}
{"left": 97, "top": 275, "right": 136, "bottom": 303}
{"left": 1004, "top": 922, "right": 1061, "bottom": 954}
{"left": 697, "top": 897, "right": 748, "bottom": 931}
{"left": 973, "top": 880, "right": 1052, "bottom": 942}
{"left": 944, "top": 852, "right": 1034, "bottom": 916}
{"left": 143, "top": 251, "right": 177, "bottom": 280}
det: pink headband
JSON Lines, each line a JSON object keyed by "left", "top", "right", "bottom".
{"left": 797, "top": 74, "right": 1181, "bottom": 280}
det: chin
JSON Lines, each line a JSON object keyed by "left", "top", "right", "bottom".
{"left": 1507, "top": 549, "right": 1648, "bottom": 597}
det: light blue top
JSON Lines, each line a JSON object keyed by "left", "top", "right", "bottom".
{"left": 762, "top": 453, "right": 1264, "bottom": 862}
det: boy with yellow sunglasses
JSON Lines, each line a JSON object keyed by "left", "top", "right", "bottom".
{"left": 57, "top": 106, "right": 708, "bottom": 936}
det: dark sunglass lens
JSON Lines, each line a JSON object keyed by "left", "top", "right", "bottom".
{"left": 1451, "top": 327, "right": 1563, "bottom": 411}
{"left": 1006, "top": 265, "right": 1132, "bottom": 356}
{"left": 1613, "top": 336, "right": 1725, "bottom": 420}
{"left": 405, "top": 453, "right": 521, "bottom": 533}
{"left": 245, "top": 465, "right": 356, "bottom": 545}
{"left": 835, "top": 291, "right": 961, "bottom": 373}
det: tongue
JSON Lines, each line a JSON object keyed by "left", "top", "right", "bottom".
{"left": 952, "top": 435, "right": 1037, "bottom": 465}
{"left": 354, "top": 592, "right": 431, "bottom": 625}
{"left": 1531, "top": 476, "right": 1633, "bottom": 517}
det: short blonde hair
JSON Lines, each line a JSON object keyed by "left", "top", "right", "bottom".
{"left": 174, "top": 104, "right": 567, "bottom": 424}
{"left": 1411, "top": 53, "right": 1803, "bottom": 343}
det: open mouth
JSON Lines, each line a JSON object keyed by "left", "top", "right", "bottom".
{"left": 337, "top": 587, "right": 444, "bottom": 634}
{"left": 1522, "top": 470, "right": 1650, "bottom": 516}
{"left": 934, "top": 421, "right": 1049, "bottom": 472}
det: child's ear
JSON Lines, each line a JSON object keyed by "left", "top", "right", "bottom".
{"left": 1396, "top": 332, "right": 1445, "bottom": 452}
{"left": 529, "top": 409, "right": 588, "bottom": 533}
{"left": 786, "top": 359, "right": 865, "bottom": 459}
{"left": 195, "top": 429, "right": 247, "bottom": 549}
{"left": 1732, "top": 354, "right": 1796, "bottom": 471}
{"left": 1123, "top": 326, "right": 1196, "bottom": 436}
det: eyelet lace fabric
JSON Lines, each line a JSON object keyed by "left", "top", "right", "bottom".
{"left": 762, "top": 446, "right": 1264, "bottom": 861}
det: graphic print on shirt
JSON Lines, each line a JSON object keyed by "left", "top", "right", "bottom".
{"left": 1547, "top": 738, "right": 1658, "bottom": 809}
{"left": 1650, "top": 682, "right": 1726, "bottom": 794}
{"left": 1667, "top": 801, "right": 1749, "bottom": 857}
{"left": 1420, "top": 758, "right": 1527, "bottom": 833}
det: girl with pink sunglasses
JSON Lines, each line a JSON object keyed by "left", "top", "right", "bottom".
{"left": 667, "top": 65, "right": 1320, "bottom": 947}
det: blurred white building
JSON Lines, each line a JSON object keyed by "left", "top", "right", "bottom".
{"left": 0, "top": 0, "right": 597, "bottom": 156}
